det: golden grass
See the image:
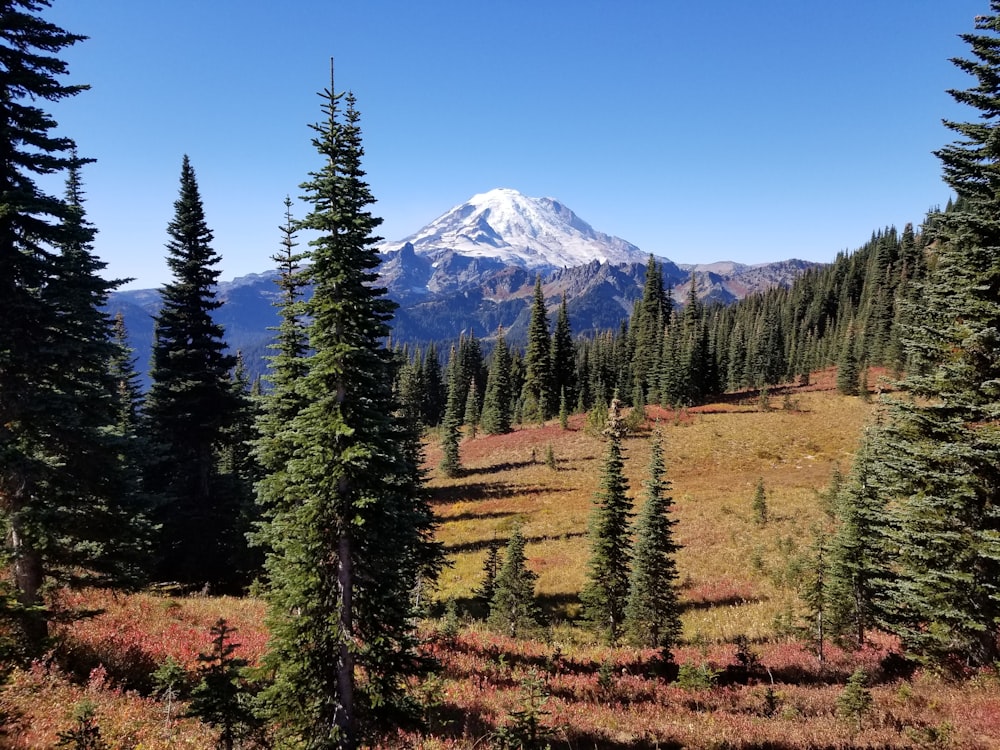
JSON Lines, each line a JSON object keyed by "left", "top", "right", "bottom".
{"left": 427, "top": 373, "right": 875, "bottom": 643}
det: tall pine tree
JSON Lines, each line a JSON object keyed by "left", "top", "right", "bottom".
{"left": 581, "top": 397, "right": 633, "bottom": 644}
{"left": 481, "top": 328, "right": 513, "bottom": 435}
{"left": 0, "top": 4, "right": 143, "bottom": 650}
{"left": 255, "top": 80, "right": 440, "bottom": 748}
{"left": 520, "top": 276, "right": 553, "bottom": 422}
{"left": 144, "top": 156, "right": 241, "bottom": 589}
{"left": 624, "top": 432, "right": 682, "bottom": 657}
{"left": 871, "top": 4, "right": 1000, "bottom": 667}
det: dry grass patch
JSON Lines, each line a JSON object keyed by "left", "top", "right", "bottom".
{"left": 426, "top": 380, "right": 876, "bottom": 644}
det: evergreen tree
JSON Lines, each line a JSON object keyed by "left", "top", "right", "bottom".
{"left": 630, "top": 255, "right": 668, "bottom": 405}
{"left": 521, "top": 276, "right": 553, "bottom": 422}
{"left": 870, "top": 6, "right": 1000, "bottom": 667}
{"left": 440, "top": 344, "right": 463, "bottom": 477}
{"left": 463, "top": 377, "right": 480, "bottom": 439}
{"left": 550, "top": 295, "right": 577, "bottom": 412}
{"left": 217, "top": 352, "right": 261, "bottom": 586}
{"left": 481, "top": 328, "right": 513, "bottom": 434}
{"left": 395, "top": 349, "right": 426, "bottom": 429}
{"left": 252, "top": 196, "right": 310, "bottom": 569}
{"left": 46, "top": 160, "right": 155, "bottom": 589}
{"left": 187, "top": 619, "right": 256, "bottom": 750}
{"left": 836, "top": 321, "right": 861, "bottom": 396}
{"left": 255, "top": 84, "right": 440, "bottom": 748}
{"left": 475, "top": 539, "right": 503, "bottom": 613}
{"left": 581, "top": 397, "right": 633, "bottom": 644}
{"left": 488, "top": 525, "right": 540, "bottom": 638}
{"left": 144, "top": 156, "right": 242, "bottom": 588}
{"left": 827, "top": 427, "right": 890, "bottom": 648}
{"left": 752, "top": 478, "right": 768, "bottom": 526}
{"left": 421, "top": 343, "right": 446, "bottom": 427}
{"left": 624, "top": 432, "right": 682, "bottom": 657}
{"left": 0, "top": 1, "right": 125, "bottom": 650}
{"left": 798, "top": 528, "right": 830, "bottom": 663}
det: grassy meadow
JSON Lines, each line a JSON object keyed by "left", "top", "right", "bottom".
{"left": 4, "top": 369, "right": 1000, "bottom": 748}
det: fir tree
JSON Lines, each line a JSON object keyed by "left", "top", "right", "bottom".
{"left": 0, "top": 1, "right": 127, "bottom": 651}
{"left": 752, "top": 478, "right": 768, "bottom": 526}
{"left": 255, "top": 82, "right": 440, "bottom": 748}
{"left": 624, "top": 432, "right": 682, "bottom": 657}
{"left": 395, "top": 350, "right": 427, "bottom": 429}
{"left": 581, "top": 397, "right": 634, "bottom": 644}
{"left": 836, "top": 322, "right": 861, "bottom": 396}
{"left": 421, "top": 344, "right": 446, "bottom": 427}
{"left": 144, "top": 156, "right": 241, "bottom": 588}
{"left": 475, "top": 539, "right": 502, "bottom": 613}
{"left": 488, "top": 525, "right": 540, "bottom": 638}
{"left": 827, "top": 427, "right": 890, "bottom": 648}
{"left": 870, "top": 6, "right": 1000, "bottom": 667}
{"left": 187, "top": 619, "right": 256, "bottom": 750}
{"left": 252, "top": 197, "right": 310, "bottom": 568}
{"left": 481, "top": 328, "right": 513, "bottom": 435}
{"left": 440, "top": 344, "right": 463, "bottom": 477}
{"left": 630, "top": 255, "right": 668, "bottom": 405}
{"left": 521, "top": 276, "right": 553, "bottom": 422}
{"left": 463, "top": 377, "right": 480, "bottom": 439}
{"left": 550, "top": 295, "right": 577, "bottom": 412}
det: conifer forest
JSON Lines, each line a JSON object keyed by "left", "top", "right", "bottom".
{"left": 4, "top": 1, "right": 1000, "bottom": 748}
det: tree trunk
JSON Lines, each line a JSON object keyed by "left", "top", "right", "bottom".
{"left": 336, "top": 529, "right": 355, "bottom": 750}
{"left": 9, "top": 520, "right": 48, "bottom": 651}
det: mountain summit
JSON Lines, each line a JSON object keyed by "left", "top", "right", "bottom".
{"left": 379, "top": 187, "right": 649, "bottom": 270}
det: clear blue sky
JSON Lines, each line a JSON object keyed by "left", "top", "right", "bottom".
{"left": 46, "top": 0, "right": 985, "bottom": 289}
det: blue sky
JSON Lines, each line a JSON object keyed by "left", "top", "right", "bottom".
{"left": 46, "top": 0, "right": 985, "bottom": 289}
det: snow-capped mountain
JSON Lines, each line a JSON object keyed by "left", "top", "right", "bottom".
{"left": 379, "top": 187, "right": 649, "bottom": 270}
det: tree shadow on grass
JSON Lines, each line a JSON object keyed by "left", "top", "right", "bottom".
{"left": 438, "top": 509, "right": 519, "bottom": 524}
{"left": 680, "top": 594, "right": 767, "bottom": 612}
{"left": 445, "top": 531, "right": 586, "bottom": 555}
{"left": 429, "top": 481, "right": 572, "bottom": 505}
{"left": 459, "top": 459, "right": 536, "bottom": 477}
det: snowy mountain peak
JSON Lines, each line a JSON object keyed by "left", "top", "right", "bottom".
{"left": 380, "top": 188, "right": 648, "bottom": 270}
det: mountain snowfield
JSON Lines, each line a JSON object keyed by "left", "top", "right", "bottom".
{"left": 379, "top": 187, "right": 651, "bottom": 270}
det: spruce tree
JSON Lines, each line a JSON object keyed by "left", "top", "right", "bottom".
{"left": 481, "top": 328, "right": 513, "bottom": 434}
{"left": 475, "top": 538, "right": 503, "bottom": 614}
{"left": 255, "top": 83, "right": 440, "bottom": 748}
{"left": 395, "top": 349, "right": 427, "bottom": 429}
{"left": 520, "top": 276, "right": 553, "bottom": 422}
{"left": 144, "top": 156, "right": 241, "bottom": 588}
{"left": 752, "top": 478, "right": 768, "bottom": 526}
{"left": 581, "top": 397, "right": 634, "bottom": 644}
{"left": 488, "top": 525, "right": 540, "bottom": 638}
{"left": 550, "top": 295, "right": 577, "bottom": 413}
{"left": 624, "top": 432, "right": 682, "bottom": 657}
{"left": 421, "top": 344, "right": 446, "bottom": 427}
{"left": 0, "top": 3, "right": 153, "bottom": 647}
{"left": 440, "top": 344, "right": 463, "bottom": 477}
{"left": 827, "top": 427, "right": 890, "bottom": 648}
{"left": 630, "top": 255, "right": 668, "bottom": 405}
{"left": 252, "top": 197, "right": 310, "bottom": 567}
{"left": 870, "top": 5, "right": 1000, "bottom": 667}
{"left": 463, "top": 377, "right": 480, "bottom": 439}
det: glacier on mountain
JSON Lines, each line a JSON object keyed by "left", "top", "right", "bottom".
{"left": 379, "top": 187, "right": 650, "bottom": 270}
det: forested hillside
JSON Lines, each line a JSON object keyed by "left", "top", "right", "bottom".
{"left": 3, "top": 0, "right": 1000, "bottom": 748}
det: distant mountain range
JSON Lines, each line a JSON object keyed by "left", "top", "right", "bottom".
{"left": 109, "top": 188, "right": 821, "bottom": 381}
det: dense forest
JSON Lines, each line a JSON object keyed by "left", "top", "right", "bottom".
{"left": 3, "top": 0, "right": 1000, "bottom": 747}
{"left": 393, "top": 219, "right": 931, "bottom": 436}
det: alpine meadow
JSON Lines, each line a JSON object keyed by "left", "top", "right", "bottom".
{"left": 5, "top": 1, "right": 1000, "bottom": 749}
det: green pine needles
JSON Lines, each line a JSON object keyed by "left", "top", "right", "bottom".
{"left": 624, "top": 431, "right": 682, "bottom": 656}
{"left": 253, "top": 80, "right": 441, "bottom": 749}
{"left": 581, "top": 398, "right": 634, "bottom": 644}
